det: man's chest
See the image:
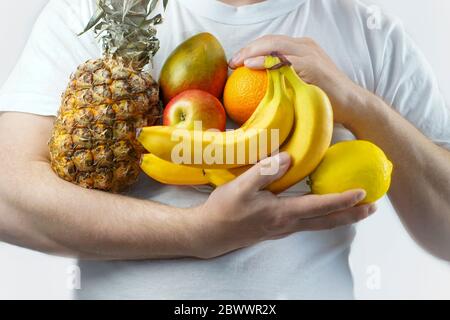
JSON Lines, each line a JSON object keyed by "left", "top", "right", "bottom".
{"left": 152, "top": 3, "right": 375, "bottom": 90}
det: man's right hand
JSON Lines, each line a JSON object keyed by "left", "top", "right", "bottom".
{"left": 192, "top": 152, "right": 376, "bottom": 259}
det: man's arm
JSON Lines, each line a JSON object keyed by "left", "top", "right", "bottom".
{"left": 0, "top": 112, "right": 373, "bottom": 260}
{"left": 345, "top": 89, "right": 450, "bottom": 260}
{"left": 0, "top": 112, "right": 200, "bottom": 260}
{"left": 232, "top": 35, "right": 450, "bottom": 260}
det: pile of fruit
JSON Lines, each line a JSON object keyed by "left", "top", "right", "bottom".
{"left": 138, "top": 34, "right": 392, "bottom": 202}
{"left": 48, "top": 0, "right": 392, "bottom": 203}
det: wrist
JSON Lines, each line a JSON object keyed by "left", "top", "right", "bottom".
{"left": 148, "top": 204, "right": 209, "bottom": 259}
{"left": 338, "top": 84, "right": 386, "bottom": 132}
{"left": 184, "top": 205, "right": 214, "bottom": 259}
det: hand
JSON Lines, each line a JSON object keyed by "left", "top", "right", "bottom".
{"left": 191, "top": 152, "right": 377, "bottom": 259}
{"left": 229, "top": 35, "right": 367, "bottom": 127}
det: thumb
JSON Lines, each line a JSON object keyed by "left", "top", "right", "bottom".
{"left": 234, "top": 152, "right": 291, "bottom": 193}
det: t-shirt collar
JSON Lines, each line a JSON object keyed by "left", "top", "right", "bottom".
{"left": 176, "top": 0, "right": 306, "bottom": 25}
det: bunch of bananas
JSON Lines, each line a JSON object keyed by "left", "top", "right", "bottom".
{"left": 137, "top": 54, "right": 334, "bottom": 194}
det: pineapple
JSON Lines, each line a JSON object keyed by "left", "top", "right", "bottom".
{"left": 49, "top": 0, "right": 167, "bottom": 192}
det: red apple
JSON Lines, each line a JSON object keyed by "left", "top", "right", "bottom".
{"left": 163, "top": 90, "right": 227, "bottom": 131}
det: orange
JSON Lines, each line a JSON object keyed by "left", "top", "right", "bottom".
{"left": 223, "top": 66, "right": 268, "bottom": 125}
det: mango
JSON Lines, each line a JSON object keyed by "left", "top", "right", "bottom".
{"left": 159, "top": 32, "right": 228, "bottom": 105}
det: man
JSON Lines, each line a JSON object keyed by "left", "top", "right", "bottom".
{"left": 0, "top": 0, "right": 449, "bottom": 299}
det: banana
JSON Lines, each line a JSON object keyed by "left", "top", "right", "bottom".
{"left": 140, "top": 153, "right": 209, "bottom": 185}
{"left": 137, "top": 56, "right": 294, "bottom": 169}
{"left": 203, "top": 168, "right": 238, "bottom": 188}
{"left": 267, "top": 63, "right": 333, "bottom": 193}
{"left": 138, "top": 54, "right": 333, "bottom": 192}
{"left": 204, "top": 166, "right": 250, "bottom": 187}
{"left": 140, "top": 153, "right": 248, "bottom": 187}
{"left": 204, "top": 58, "right": 333, "bottom": 193}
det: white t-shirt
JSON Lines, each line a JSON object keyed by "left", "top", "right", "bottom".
{"left": 1, "top": 0, "right": 449, "bottom": 299}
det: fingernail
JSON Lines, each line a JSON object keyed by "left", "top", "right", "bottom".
{"left": 244, "top": 58, "right": 259, "bottom": 68}
{"left": 260, "top": 152, "right": 290, "bottom": 167}
{"left": 230, "top": 52, "right": 242, "bottom": 66}
{"left": 355, "top": 190, "right": 367, "bottom": 202}
{"left": 368, "top": 204, "right": 377, "bottom": 214}
{"left": 277, "top": 152, "right": 291, "bottom": 167}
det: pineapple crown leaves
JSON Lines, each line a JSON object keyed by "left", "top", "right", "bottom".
{"left": 80, "top": 0, "right": 168, "bottom": 70}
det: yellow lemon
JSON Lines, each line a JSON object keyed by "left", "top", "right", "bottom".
{"left": 310, "top": 140, "right": 393, "bottom": 204}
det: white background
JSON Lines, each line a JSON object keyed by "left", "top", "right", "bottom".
{"left": 0, "top": 0, "right": 449, "bottom": 299}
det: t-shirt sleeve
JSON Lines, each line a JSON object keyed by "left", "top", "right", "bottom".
{"left": 373, "top": 18, "right": 450, "bottom": 150}
{"left": 0, "top": 0, "right": 100, "bottom": 116}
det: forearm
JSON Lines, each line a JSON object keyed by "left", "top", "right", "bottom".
{"left": 0, "top": 159, "right": 200, "bottom": 261}
{"left": 231, "top": 35, "right": 450, "bottom": 259}
{"left": 344, "top": 88, "right": 450, "bottom": 259}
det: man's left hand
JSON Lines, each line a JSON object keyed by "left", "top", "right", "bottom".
{"left": 229, "top": 35, "right": 366, "bottom": 126}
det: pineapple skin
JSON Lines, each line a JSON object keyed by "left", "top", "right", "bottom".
{"left": 49, "top": 58, "right": 160, "bottom": 192}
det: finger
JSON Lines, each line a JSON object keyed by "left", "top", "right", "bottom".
{"left": 229, "top": 35, "right": 300, "bottom": 68}
{"left": 293, "top": 203, "right": 377, "bottom": 232}
{"left": 242, "top": 56, "right": 266, "bottom": 70}
{"left": 275, "top": 55, "right": 314, "bottom": 77}
{"left": 281, "top": 189, "right": 367, "bottom": 219}
{"left": 281, "top": 55, "right": 305, "bottom": 73}
{"left": 243, "top": 55, "right": 316, "bottom": 87}
{"left": 243, "top": 55, "right": 295, "bottom": 70}
{"left": 243, "top": 55, "right": 305, "bottom": 74}
{"left": 232, "top": 152, "right": 291, "bottom": 193}
{"left": 293, "top": 37, "right": 319, "bottom": 46}
{"left": 268, "top": 203, "right": 377, "bottom": 240}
